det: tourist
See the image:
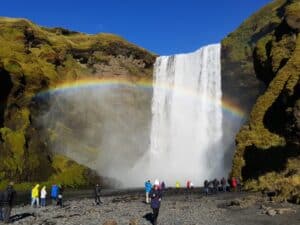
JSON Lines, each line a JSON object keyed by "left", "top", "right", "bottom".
{"left": 190, "top": 181, "right": 194, "bottom": 189}
{"left": 204, "top": 180, "right": 209, "bottom": 195}
{"left": 40, "top": 186, "right": 47, "bottom": 207}
{"left": 2, "top": 182, "right": 16, "bottom": 223}
{"left": 144, "top": 180, "right": 152, "bottom": 204}
{"left": 94, "top": 184, "right": 102, "bottom": 205}
{"left": 0, "top": 190, "right": 3, "bottom": 222}
{"left": 57, "top": 185, "right": 63, "bottom": 207}
{"left": 160, "top": 181, "right": 166, "bottom": 191}
{"left": 51, "top": 184, "right": 58, "bottom": 205}
{"left": 186, "top": 180, "right": 191, "bottom": 189}
{"left": 227, "top": 177, "right": 231, "bottom": 190}
{"left": 221, "top": 177, "right": 227, "bottom": 192}
{"left": 31, "top": 184, "right": 40, "bottom": 207}
{"left": 149, "top": 184, "right": 162, "bottom": 225}
{"left": 208, "top": 180, "right": 214, "bottom": 193}
{"left": 213, "top": 179, "right": 219, "bottom": 193}
{"left": 231, "top": 177, "right": 237, "bottom": 192}
{"left": 0, "top": 189, "right": 4, "bottom": 222}
{"left": 175, "top": 181, "right": 180, "bottom": 188}
{"left": 154, "top": 179, "right": 160, "bottom": 188}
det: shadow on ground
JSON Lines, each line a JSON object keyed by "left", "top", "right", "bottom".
{"left": 10, "top": 213, "right": 35, "bottom": 223}
{"left": 143, "top": 212, "right": 154, "bottom": 224}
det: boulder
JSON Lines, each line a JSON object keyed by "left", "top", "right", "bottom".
{"left": 266, "top": 209, "right": 277, "bottom": 216}
{"left": 102, "top": 220, "right": 118, "bottom": 225}
{"left": 129, "top": 218, "right": 139, "bottom": 225}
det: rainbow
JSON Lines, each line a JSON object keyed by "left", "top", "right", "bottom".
{"left": 37, "top": 77, "right": 245, "bottom": 119}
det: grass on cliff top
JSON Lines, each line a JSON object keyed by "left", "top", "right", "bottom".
{"left": 0, "top": 16, "right": 155, "bottom": 85}
{"left": 0, "top": 16, "right": 155, "bottom": 58}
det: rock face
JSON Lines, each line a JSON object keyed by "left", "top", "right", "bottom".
{"left": 0, "top": 17, "right": 155, "bottom": 188}
{"left": 227, "top": 0, "right": 300, "bottom": 202}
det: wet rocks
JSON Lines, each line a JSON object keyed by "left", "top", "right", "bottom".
{"left": 226, "top": 195, "right": 259, "bottom": 209}
{"left": 102, "top": 220, "right": 118, "bottom": 225}
{"left": 129, "top": 218, "right": 139, "bottom": 225}
{"left": 261, "top": 204, "right": 297, "bottom": 216}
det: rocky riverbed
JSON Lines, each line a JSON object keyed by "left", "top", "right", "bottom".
{"left": 8, "top": 190, "right": 300, "bottom": 225}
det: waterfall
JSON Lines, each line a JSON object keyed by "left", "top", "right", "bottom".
{"left": 147, "top": 44, "right": 223, "bottom": 185}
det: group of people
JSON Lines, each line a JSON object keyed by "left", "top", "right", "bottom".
{"left": 203, "top": 177, "right": 242, "bottom": 195}
{"left": 144, "top": 177, "right": 242, "bottom": 225}
{"left": 30, "top": 184, "right": 64, "bottom": 208}
{"left": 0, "top": 178, "right": 242, "bottom": 224}
{"left": 175, "top": 180, "right": 194, "bottom": 189}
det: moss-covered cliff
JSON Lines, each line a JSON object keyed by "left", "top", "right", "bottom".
{"left": 0, "top": 17, "right": 155, "bottom": 188}
{"left": 227, "top": 0, "right": 300, "bottom": 203}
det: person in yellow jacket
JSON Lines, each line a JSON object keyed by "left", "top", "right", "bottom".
{"left": 31, "top": 184, "right": 40, "bottom": 207}
{"left": 175, "top": 181, "right": 181, "bottom": 188}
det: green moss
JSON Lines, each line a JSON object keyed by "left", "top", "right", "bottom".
{"left": 0, "top": 127, "right": 26, "bottom": 175}
{"left": 255, "top": 35, "right": 273, "bottom": 63}
{"left": 49, "top": 155, "right": 91, "bottom": 188}
{"left": 249, "top": 35, "right": 300, "bottom": 147}
{"left": 285, "top": 1, "right": 300, "bottom": 19}
{"left": 3, "top": 59, "right": 23, "bottom": 75}
{"left": 92, "top": 51, "right": 110, "bottom": 65}
{"left": 245, "top": 157, "right": 300, "bottom": 202}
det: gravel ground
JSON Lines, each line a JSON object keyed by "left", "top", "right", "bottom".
{"left": 7, "top": 190, "right": 300, "bottom": 225}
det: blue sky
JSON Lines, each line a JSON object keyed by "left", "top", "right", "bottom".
{"left": 0, "top": 0, "right": 271, "bottom": 55}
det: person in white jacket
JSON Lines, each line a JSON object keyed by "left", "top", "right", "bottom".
{"left": 40, "top": 186, "right": 47, "bottom": 207}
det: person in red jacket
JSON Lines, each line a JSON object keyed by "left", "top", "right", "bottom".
{"left": 231, "top": 177, "right": 237, "bottom": 191}
{"left": 186, "top": 180, "right": 191, "bottom": 189}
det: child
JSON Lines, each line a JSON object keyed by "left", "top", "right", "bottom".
{"left": 41, "top": 186, "right": 47, "bottom": 207}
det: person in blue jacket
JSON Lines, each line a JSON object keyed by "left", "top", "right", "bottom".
{"left": 144, "top": 180, "right": 152, "bottom": 204}
{"left": 149, "top": 184, "right": 162, "bottom": 225}
{"left": 51, "top": 184, "right": 58, "bottom": 205}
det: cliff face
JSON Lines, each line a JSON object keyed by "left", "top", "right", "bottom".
{"left": 227, "top": 0, "right": 300, "bottom": 203}
{"left": 0, "top": 17, "right": 155, "bottom": 188}
{"left": 222, "top": 0, "right": 288, "bottom": 112}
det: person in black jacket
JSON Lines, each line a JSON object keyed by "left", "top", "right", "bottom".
{"left": 221, "top": 177, "right": 227, "bottom": 192}
{"left": 2, "top": 182, "right": 16, "bottom": 223}
{"left": 203, "top": 180, "right": 209, "bottom": 196}
{"left": 0, "top": 191, "right": 3, "bottom": 221}
{"left": 94, "top": 184, "right": 102, "bottom": 205}
{"left": 56, "top": 185, "right": 64, "bottom": 208}
{"left": 149, "top": 184, "right": 162, "bottom": 225}
{"left": 213, "top": 179, "right": 219, "bottom": 193}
